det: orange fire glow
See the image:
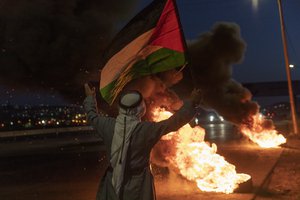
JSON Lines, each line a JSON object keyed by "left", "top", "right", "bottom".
{"left": 240, "top": 113, "right": 286, "bottom": 148}
{"left": 152, "top": 108, "right": 251, "bottom": 194}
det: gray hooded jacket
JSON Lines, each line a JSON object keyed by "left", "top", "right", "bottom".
{"left": 83, "top": 95, "right": 196, "bottom": 200}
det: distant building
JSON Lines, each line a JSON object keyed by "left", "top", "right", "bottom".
{"left": 0, "top": 104, "right": 94, "bottom": 131}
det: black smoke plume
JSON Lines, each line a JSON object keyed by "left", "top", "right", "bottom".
{"left": 0, "top": 0, "right": 138, "bottom": 102}
{"left": 189, "top": 22, "right": 259, "bottom": 125}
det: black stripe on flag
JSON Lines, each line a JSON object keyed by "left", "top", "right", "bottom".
{"left": 101, "top": 0, "right": 168, "bottom": 67}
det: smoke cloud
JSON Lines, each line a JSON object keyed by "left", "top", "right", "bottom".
{"left": 109, "top": 22, "right": 261, "bottom": 127}
{"left": 123, "top": 70, "right": 184, "bottom": 119}
{"left": 0, "top": 0, "right": 138, "bottom": 101}
{"left": 188, "top": 22, "right": 259, "bottom": 125}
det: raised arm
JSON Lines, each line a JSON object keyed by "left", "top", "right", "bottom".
{"left": 83, "top": 83, "right": 108, "bottom": 140}
{"left": 146, "top": 88, "right": 203, "bottom": 145}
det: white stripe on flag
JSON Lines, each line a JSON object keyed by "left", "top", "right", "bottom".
{"left": 100, "top": 29, "right": 160, "bottom": 89}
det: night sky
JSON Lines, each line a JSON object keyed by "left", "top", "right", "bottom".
{"left": 0, "top": 0, "right": 299, "bottom": 105}
{"left": 138, "top": 0, "right": 300, "bottom": 83}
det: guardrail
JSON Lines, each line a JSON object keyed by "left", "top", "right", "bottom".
{"left": 0, "top": 126, "right": 94, "bottom": 138}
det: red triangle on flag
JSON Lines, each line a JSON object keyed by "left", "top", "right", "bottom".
{"left": 149, "top": 0, "right": 185, "bottom": 53}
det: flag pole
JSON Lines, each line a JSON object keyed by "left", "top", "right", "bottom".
{"left": 277, "top": 0, "right": 299, "bottom": 134}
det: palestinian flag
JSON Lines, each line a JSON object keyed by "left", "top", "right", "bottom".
{"left": 100, "top": 0, "right": 187, "bottom": 104}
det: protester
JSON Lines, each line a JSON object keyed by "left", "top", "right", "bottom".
{"left": 83, "top": 83, "right": 202, "bottom": 200}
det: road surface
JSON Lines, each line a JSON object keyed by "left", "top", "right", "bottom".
{"left": 0, "top": 124, "right": 291, "bottom": 200}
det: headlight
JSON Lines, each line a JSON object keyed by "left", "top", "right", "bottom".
{"left": 219, "top": 116, "right": 224, "bottom": 121}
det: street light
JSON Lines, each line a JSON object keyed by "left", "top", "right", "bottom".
{"left": 277, "top": 0, "right": 299, "bottom": 134}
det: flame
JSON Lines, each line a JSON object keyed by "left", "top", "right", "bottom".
{"left": 152, "top": 108, "right": 251, "bottom": 194}
{"left": 240, "top": 113, "right": 286, "bottom": 148}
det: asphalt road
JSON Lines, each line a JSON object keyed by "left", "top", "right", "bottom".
{"left": 0, "top": 124, "right": 286, "bottom": 200}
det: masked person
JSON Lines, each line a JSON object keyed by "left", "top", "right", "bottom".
{"left": 83, "top": 83, "right": 202, "bottom": 200}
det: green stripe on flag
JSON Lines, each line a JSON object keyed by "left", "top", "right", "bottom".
{"left": 100, "top": 79, "right": 118, "bottom": 104}
{"left": 100, "top": 48, "right": 186, "bottom": 104}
